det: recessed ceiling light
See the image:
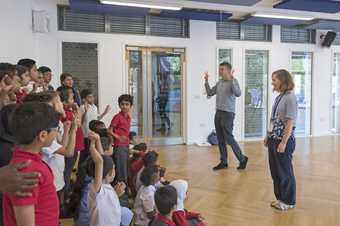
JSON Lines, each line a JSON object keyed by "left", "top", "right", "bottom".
{"left": 100, "top": 0, "right": 182, "bottom": 11}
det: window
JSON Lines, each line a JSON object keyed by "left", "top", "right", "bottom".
{"left": 333, "top": 32, "right": 340, "bottom": 45}
{"left": 62, "top": 42, "right": 99, "bottom": 103}
{"left": 217, "top": 21, "right": 272, "bottom": 41}
{"left": 58, "top": 6, "right": 189, "bottom": 38}
{"left": 291, "top": 52, "right": 312, "bottom": 136}
{"left": 281, "top": 26, "right": 316, "bottom": 44}
{"left": 244, "top": 50, "right": 269, "bottom": 138}
{"left": 216, "top": 21, "right": 240, "bottom": 40}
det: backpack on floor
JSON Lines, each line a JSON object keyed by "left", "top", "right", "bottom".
{"left": 207, "top": 130, "right": 218, "bottom": 145}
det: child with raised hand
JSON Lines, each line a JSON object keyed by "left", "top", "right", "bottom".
{"left": 80, "top": 89, "right": 110, "bottom": 138}
{"left": 23, "top": 91, "right": 78, "bottom": 217}
{"left": 87, "top": 131, "right": 133, "bottom": 226}
{"left": 170, "top": 180, "right": 206, "bottom": 226}
{"left": 58, "top": 86, "right": 85, "bottom": 201}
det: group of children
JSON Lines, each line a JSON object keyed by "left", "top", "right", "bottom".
{"left": 0, "top": 59, "right": 206, "bottom": 226}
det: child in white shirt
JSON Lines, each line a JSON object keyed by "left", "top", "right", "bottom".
{"left": 134, "top": 165, "right": 160, "bottom": 226}
{"left": 80, "top": 89, "right": 110, "bottom": 138}
{"left": 87, "top": 131, "right": 133, "bottom": 226}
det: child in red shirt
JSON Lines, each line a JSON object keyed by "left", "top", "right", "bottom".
{"left": 3, "top": 102, "right": 60, "bottom": 226}
{"left": 58, "top": 86, "right": 84, "bottom": 203}
{"left": 170, "top": 180, "right": 206, "bottom": 226}
{"left": 109, "top": 94, "right": 133, "bottom": 185}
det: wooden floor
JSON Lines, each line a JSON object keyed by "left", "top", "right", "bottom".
{"left": 62, "top": 136, "right": 340, "bottom": 226}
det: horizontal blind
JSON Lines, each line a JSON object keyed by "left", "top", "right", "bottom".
{"left": 110, "top": 15, "right": 146, "bottom": 35}
{"left": 216, "top": 21, "right": 240, "bottom": 40}
{"left": 150, "top": 16, "right": 187, "bottom": 38}
{"left": 62, "top": 42, "right": 99, "bottom": 103}
{"left": 58, "top": 6, "right": 189, "bottom": 38}
{"left": 242, "top": 24, "right": 270, "bottom": 41}
{"left": 60, "top": 7, "right": 105, "bottom": 33}
{"left": 281, "top": 26, "right": 316, "bottom": 43}
{"left": 217, "top": 21, "right": 271, "bottom": 41}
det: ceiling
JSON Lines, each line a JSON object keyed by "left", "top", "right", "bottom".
{"left": 62, "top": 0, "right": 340, "bottom": 29}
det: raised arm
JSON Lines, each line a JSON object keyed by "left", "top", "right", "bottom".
{"left": 98, "top": 105, "right": 111, "bottom": 120}
{"left": 231, "top": 78, "right": 241, "bottom": 97}
{"left": 57, "top": 115, "right": 78, "bottom": 157}
{"left": 204, "top": 72, "right": 217, "bottom": 97}
{"left": 89, "top": 132, "right": 103, "bottom": 193}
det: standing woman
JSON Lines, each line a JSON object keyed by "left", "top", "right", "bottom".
{"left": 265, "top": 69, "right": 298, "bottom": 211}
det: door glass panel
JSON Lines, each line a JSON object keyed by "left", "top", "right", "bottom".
{"left": 291, "top": 52, "right": 312, "bottom": 136}
{"left": 218, "top": 49, "right": 232, "bottom": 64}
{"left": 128, "top": 50, "right": 143, "bottom": 136}
{"left": 332, "top": 53, "right": 340, "bottom": 133}
{"left": 127, "top": 47, "right": 184, "bottom": 144}
{"left": 244, "top": 50, "right": 269, "bottom": 138}
{"left": 151, "top": 53, "right": 182, "bottom": 138}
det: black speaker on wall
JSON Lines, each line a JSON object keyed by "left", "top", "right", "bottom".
{"left": 321, "top": 31, "right": 337, "bottom": 47}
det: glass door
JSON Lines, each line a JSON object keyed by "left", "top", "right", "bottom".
{"left": 244, "top": 50, "right": 269, "bottom": 138}
{"left": 291, "top": 52, "right": 312, "bottom": 136}
{"left": 331, "top": 53, "right": 340, "bottom": 133}
{"left": 127, "top": 46, "right": 185, "bottom": 145}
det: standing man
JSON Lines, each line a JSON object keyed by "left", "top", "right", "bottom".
{"left": 204, "top": 62, "right": 248, "bottom": 170}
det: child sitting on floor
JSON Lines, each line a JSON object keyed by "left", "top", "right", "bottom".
{"left": 134, "top": 165, "right": 161, "bottom": 226}
{"left": 170, "top": 180, "right": 206, "bottom": 226}
{"left": 87, "top": 131, "right": 133, "bottom": 226}
{"left": 151, "top": 185, "right": 178, "bottom": 226}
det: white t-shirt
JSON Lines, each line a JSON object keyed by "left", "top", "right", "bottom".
{"left": 80, "top": 104, "right": 98, "bottom": 138}
{"left": 42, "top": 121, "right": 65, "bottom": 191}
{"left": 133, "top": 185, "right": 156, "bottom": 226}
{"left": 42, "top": 140, "right": 64, "bottom": 191}
{"left": 88, "top": 182, "right": 121, "bottom": 226}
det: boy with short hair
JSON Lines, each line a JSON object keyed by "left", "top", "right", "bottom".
{"left": 80, "top": 89, "right": 110, "bottom": 146}
{"left": 38, "top": 66, "right": 54, "bottom": 91}
{"left": 152, "top": 185, "right": 177, "bottom": 226}
{"left": 109, "top": 94, "right": 133, "bottom": 185}
{"left": 57, "top": 73, "right": 81, "bottom": 106}
{"left": 17, "top": 59, "right": 40, "bottom": 93}
{"left": 3, "top": 102, "right": 61, "bottom": 226}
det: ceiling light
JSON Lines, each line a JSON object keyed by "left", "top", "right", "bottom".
{"left": 100, "top": 0, "right": 182, "bottom": 11}
{"left": 252, "top": 13, "right": 314, "bottom": 21}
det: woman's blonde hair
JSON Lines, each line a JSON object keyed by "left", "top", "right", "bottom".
{"left": 272, "top": 69, "right": 295, "bottom": 92}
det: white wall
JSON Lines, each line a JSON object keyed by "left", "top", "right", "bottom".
{"left": 1, "top": 0, "right": 338, "bottom": 144}
{"left": 0, "top": 0, "right": 36, "bottom": 63}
